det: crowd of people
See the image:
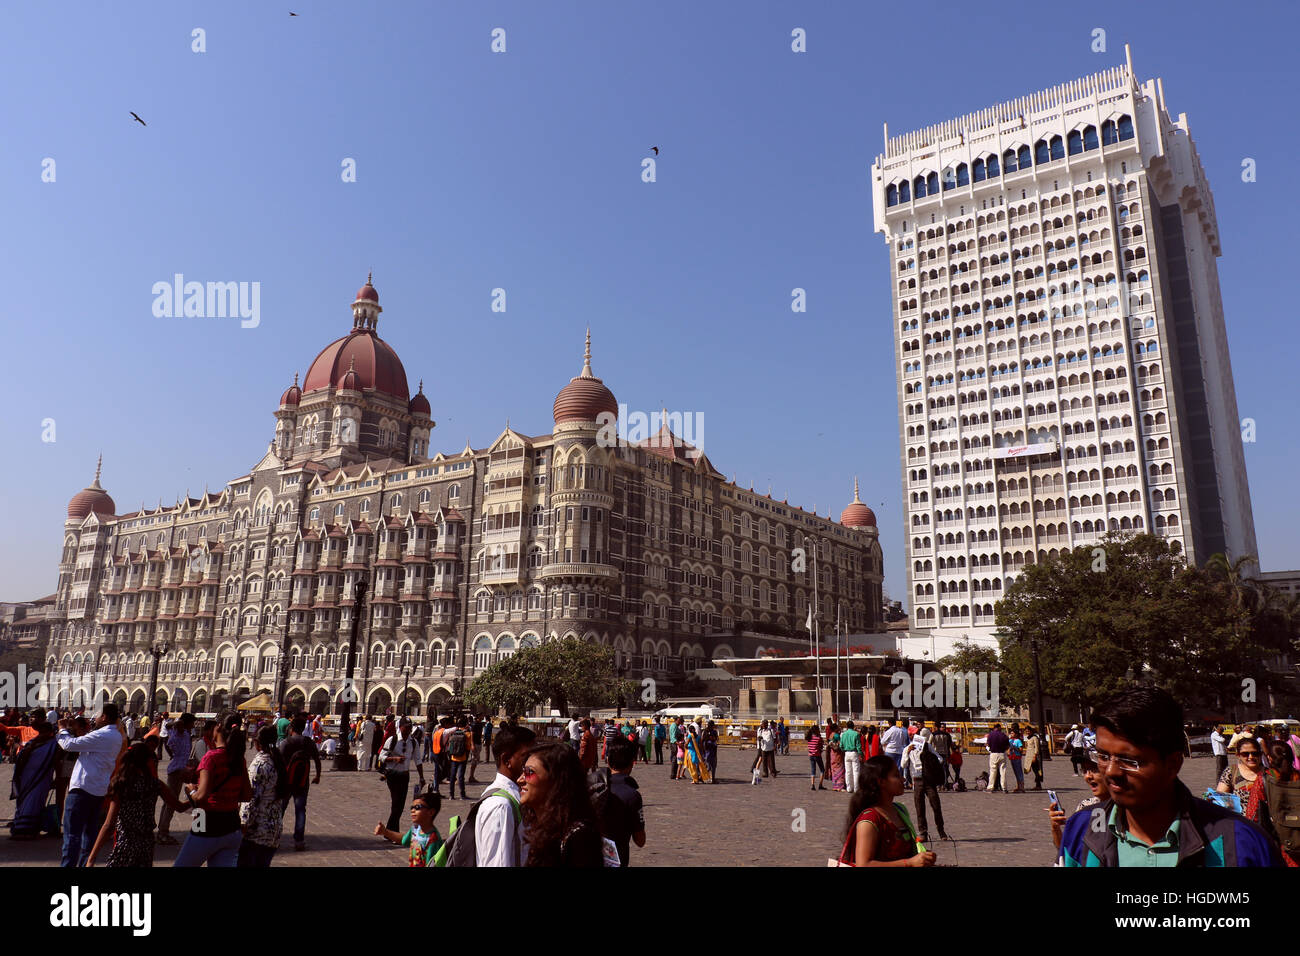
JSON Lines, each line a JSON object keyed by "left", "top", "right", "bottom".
{"left": 3, "top": 702, "right": 650, "bottom": 869}
{"left": 8, "top": 696, "right": 1299, "bottom": 869}
{"left": 831, "top": 687, "right": 1298, "bottom": 868}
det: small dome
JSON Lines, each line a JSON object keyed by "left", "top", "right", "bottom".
{"left": 840, "top": 477, "right": 877, "bottom": 529}
{"left": 339, "top": 358, "right": 361, "bottom": 392}
{"left": 409, "top": 382, "right": 430, "bottom": 416}
{"left": 68, "top": 457, "right": 116, "bottom": 520}
{"left": 355, "top": 272, "right": 378, "bottom": 303}
{"left": 279, "top": 373, "right": 302, "bottom": 407}
{"left": 553, "top": 329, "right": 617, "bottom": 425}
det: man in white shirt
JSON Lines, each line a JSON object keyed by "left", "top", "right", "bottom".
{"left": 476, "top": 724, "right": 536, "bottom": 866}
{"left": 1066, "top": 724, "right": 1089, "bottom": 776}
{"left": 56, "top": 703, "right": 124, "bottom": 867}
{"left": 1210, "top": 724, "right": 1228, "bottom": 780}
{"left": 357, "top": 716, "right": 377, "bottom": 771}
{"left": 567, "top": 716, "right": 582, "bottom": 752}
{"left": 378, "top": 717, "right": 425, "bottom": 833}
{"left": 880, "top": 720, "right": 908, "bottom": 773}
{"left": 123, "top": 712, "right": 137, "bottom": 742}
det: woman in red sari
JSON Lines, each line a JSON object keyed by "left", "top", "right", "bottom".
{"left": 835, "top": 755, "right": 935, "bottom": 867}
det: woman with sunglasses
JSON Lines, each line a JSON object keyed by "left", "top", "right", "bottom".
{"left": 1216, "top": 738, "right": 1277, "bottom": 838}
{"left": 517, "top": 742, "right": 604, "bottom": 867}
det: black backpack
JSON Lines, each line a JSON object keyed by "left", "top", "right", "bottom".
{"left": 588, "top": 767, "right": 613, "bottom": 823}
{"left": 446, "top": 729, "right": 468, "bottom": 758}
{"left": 441, "top": 788, "right": 521, "bottom": 867}
{"left": 920, "top": 745, "right": 945, "bottom": 787}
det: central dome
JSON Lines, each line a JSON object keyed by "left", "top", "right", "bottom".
{"left": 303, "top": 331, "right": 410, "bottom": 401}
{"left": 553, "top": 329, "right": 617, "bottom": 425}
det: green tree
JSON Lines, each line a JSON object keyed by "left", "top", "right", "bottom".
{"left": 995, "top": 534, "right": 1247, "bottom": 716}
{"left": 936, "top": 639, "right": 1019, "bottom": 708}
{"left": 465, "top": 638, "right": 635, "bottom": 716}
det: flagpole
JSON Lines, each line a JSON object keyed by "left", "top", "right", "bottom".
{"left": 834, "top": 601, "right": 841, "bottom": 715}
{"left": 813, "top": 543, "right": 822, "bottom": 728}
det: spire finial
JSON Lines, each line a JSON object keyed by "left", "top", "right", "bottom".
{"left": 367, "top": 271, "right": 373, "bottom": 285}
{"left": 94, "top": 453, "right": 102, "bottom": 484}
{"left": 854, "top": 476, "right": 861, "bottom": 502}
{"left": 349, "top": 357, "right": 355, "bottom": 371}
{"left": 418, "top": 379, "right": 423, "bottom": 393}
{"left": 293, "top": 372, "right": 299, "bottom": 386}
{"left": 581, "top": 327, "right": 593, "bottom": 377}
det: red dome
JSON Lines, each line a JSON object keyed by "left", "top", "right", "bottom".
{"left": 840, "top": 502, "right": 877, "bottom": 528}
{"left": 840, "top": 478, "right": 876, "bottom": 528}
{"left": 68, "top": 462, "right": 115, "bottom": 520}
{"left": 409, "top": 387, "right": 430, "bottom": 416}
{"left": 553, "top": 330, "right": 617, "bottom": 425}
{"left": 339, "top": 365, "right": 361, "bottom": 392}
{"left": 279, "top": 373, "right": 301, "bottom": 407}
{"left": 356, "top": 273, "right": 378, "bottom": 303}
{"left": 302, "top": 330, "right": 409, "bottom": 401}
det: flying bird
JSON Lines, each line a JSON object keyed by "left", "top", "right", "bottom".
{"left": 130, "top": 112, "right": 146, "bottom": 127}
{"left": 290, "top": 11, "right": 298, "bottom": 15}
{"left": 651, "top": 146, "right": 659, "bottom": 155}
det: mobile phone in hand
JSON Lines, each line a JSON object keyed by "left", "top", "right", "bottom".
{"left": 1047, "top": 789, "right": 1059, "bottom": 807}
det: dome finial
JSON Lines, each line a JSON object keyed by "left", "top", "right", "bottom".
{"left": 582, "top": 327, "right": 593, "bottom": 377}
{"left": 854, "top": 476, "right": 861, "bottom": 502}
{"left": 94, "top": 453, "right": 102, "bottom": 484}
{"left": 418, "top": 379, "right": 424, "bottom": 392}
{"left": 367, "top": 271, "right": 373, "bottom": 286}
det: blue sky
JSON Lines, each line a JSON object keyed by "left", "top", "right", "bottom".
{"left": 2, "top": 1, "right": 1297, "bottom": 604}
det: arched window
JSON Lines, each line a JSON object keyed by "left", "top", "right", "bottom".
{"left": 1118, "top": 115, "right": 1135, "bottom": 140}
{"left": 1083, "top": 125, "right": 1099, "bottom": 150}
{"left": 1049, "top": 135, "right": 1064, "bottom": 160}
{"left": 898, "top": 180, "right": 910, "bottom": 202}
{"left": 887, "top": 183, "right": 899, "bottom": 206}
{"left": 1101, "top": 120, "right": 1118, "bottom": 145}
{"left": 1067, "top": 130, "right": 1083, "bottom": 155}
{"left": 973, "top": 158, "right": 986, "bottom": 182}
{"left": 1017, "top": 145, "right": 1031, "bottom": 169}
{"left": 1034, "top": 140, "right": 1050, "bottom": 165}
{"left": 987, "top": 154, "right": 1000, "bottom": 177}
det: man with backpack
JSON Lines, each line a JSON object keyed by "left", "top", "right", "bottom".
{"left": 592, "top": 736, "right": 645, "bottom": 867}
{"left": 439, "top": 724, "right": 536, "bottom": 866}
{"left": 445, "top": 716, "right": 472, "bottom": 799}
{"left": 902, "top": 731, "right": 950, "bottom": 843}
{"left": 279, "top": 714, "right": 322, "bottom": 852}
{"left": 930, "top": 723, "right": 955, "bottom": 790}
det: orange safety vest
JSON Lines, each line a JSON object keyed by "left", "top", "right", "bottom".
{"left": 431, "top": 726, "right": 445, "bottom": 755}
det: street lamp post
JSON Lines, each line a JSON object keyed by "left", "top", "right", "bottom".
{"left": 334, "top": 576, "right": 368, "bottom": 771}
{"left": 147, "top": 639, "right": 171, "bottom": 719}
{"left": 401, "top": 665, "right": 411, "bottom": 717}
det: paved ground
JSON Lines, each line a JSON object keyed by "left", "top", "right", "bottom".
{"left": 0, "top": 749, "right": 1222, "bottom": 867}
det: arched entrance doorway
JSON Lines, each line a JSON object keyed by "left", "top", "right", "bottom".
{"left": 368, "top": 688, "right": 392, "bottom": 717}
{"left": 113, "top": 690, "right": 128, "bottom": 713}
{"left": 427, "top": 686, "right": 451, "bottom": 718}
{"left": 154, "top": 689, "right": 169, "bottom": 713}
{"left": 129, "top": 690, "right": 147, "bottom": 715}
{"left": 309, "top": 689, "right": 331, "bottom": 715}
{"left": 210, "top": 691, "right": 228, "bottom": 713}
{"left": 171, "top": 688, "right": 189, "bottom": 712}
{"left": 191, "top": 690, "right": 208, "bottom": 714}
{"left": 398, "top": 687, "right": 421, "bottom": 716}
{"left": 285, "top": 688, "right": 306, "bottom": 713}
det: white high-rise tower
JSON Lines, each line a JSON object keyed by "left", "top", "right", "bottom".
{"left": 870, "top": 47, "right": 1257, "bottom": 653}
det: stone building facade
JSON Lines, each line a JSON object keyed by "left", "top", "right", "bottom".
{"left": 45, "top": 277, "right": 884, "bottom": 716}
